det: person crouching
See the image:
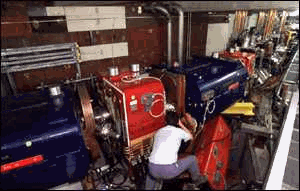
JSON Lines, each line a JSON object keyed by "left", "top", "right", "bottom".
{"left": 145, "top": 111, "right": 207, "bottom": 190}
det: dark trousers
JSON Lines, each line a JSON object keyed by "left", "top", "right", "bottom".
{"left": 145, "top": 155, "right": 201, "bottom": 190}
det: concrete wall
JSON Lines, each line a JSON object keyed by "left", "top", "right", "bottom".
{"left": 206, "top": 23, "right": 229, "bottom": 56}
{"left": 205, "top": 13, "right": 235, "bottom": 56}
{"left": 247, "top": 13, "right": 259, "bottom": 30}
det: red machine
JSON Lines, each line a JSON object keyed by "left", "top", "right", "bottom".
{"left": 219, "top": 50, "right": 256, "bottom": 77}
{"left": 195, "top": 115, "right": 232, "bottom": 190}
{"left": 100, "top": 66, "right": 166, "bottom": 164}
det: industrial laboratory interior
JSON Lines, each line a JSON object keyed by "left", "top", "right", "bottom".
{"left": 1, "top": 1, "right": 299, "bottom": 190}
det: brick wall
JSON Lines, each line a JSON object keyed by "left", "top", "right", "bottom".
{"left": 1, "top": 1, "right": 209, "bottom": 92}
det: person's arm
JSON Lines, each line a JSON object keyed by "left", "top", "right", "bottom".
{"left": 178, "top": 119, "right": 194, "bottom": 140}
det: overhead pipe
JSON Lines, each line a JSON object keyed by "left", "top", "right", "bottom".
{"left": 144, "top": 5, "right": 172, "bottom": 67}
{"left": 172, "top": 5, "right": 184, "bottom": 66}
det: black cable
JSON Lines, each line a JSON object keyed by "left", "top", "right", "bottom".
{"left": 96, "top": 134, "right": 129, "bottom": 187}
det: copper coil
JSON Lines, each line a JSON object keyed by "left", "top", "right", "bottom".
{"left": 233, "top": 11, "right": 237, "bottom": 33}
{"left": 124, "top": 146, "right": 152, "bottom": 159}
{"left": 124, "top": 145, "right": 151, "bottom": 156}
{"left": 241, "top": 11, "right": 246, "bottom": 32}
{"left": 235, "top": 11, "right": 242, "bottom": 33}
{"left": 234, "top": 10, "right": 248, "bottom": 34}
{"left": 239, "top": 11, "right": 244, "bottom": 33}
{"left": 237, "top": 13, "right": 241, "bottom": 33}
{"left": 123, "top": 137, "right": 154, "bottom": 162}
{"left": 124, "top": 142, "right": 152, "bottom": 156}
{"left": 78, "top": 84, "right": 101, "bottom": 161}
{"left": 264, "top": 9, "right": 277, "bottom": 39}
{"left": 257, "top": 12, "right": 266, "bottom": 34}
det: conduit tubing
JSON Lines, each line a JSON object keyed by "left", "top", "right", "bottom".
{"left": 172, "top": 5, "right": 184, "bottom": 66}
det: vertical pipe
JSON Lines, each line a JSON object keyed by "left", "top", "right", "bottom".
{"left": 188, "top": 11, "right": 192, "bottom": 59}
{"left": 173, "top": 6, "right": 184, "bottom": 66}
{"left": 167, "top": 19, "right": 172, "bottom": 66}
{"left": 279, "top": 11, "right": 288, "bottom": 33}
{"left": 72, "top": 46, "right": 81, "bottom": 79}
{"left": 277, "top": 11, "right": 288, "bottom": 46}
{"left": 186, "top": 12, "right": 190, "bottom": 63}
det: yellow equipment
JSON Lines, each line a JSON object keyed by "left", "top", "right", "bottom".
{"left": 222, "top": 102, "right": 255, "bottom": 116}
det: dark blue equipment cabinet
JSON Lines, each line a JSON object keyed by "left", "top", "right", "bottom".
{"left": 1, "top": 87, "right": 90, "bottom": 189}
{"left": 155, "top": 56, "right": 249, "bottom": 124}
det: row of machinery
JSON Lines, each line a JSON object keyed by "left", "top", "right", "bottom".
{"left": 1, "top": 53, "right": 249, "bottom": 190}
{"left": 1, "top": 2, "right": 298, "bottom": 190}
{"left": 1, "top": 45, "right": 298, "bottom": 190}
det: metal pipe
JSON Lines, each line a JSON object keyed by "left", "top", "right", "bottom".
{"left": 259, "top": 49, "right": 265, "bottom": 69}
{"left": 172, "top": 5, "right": 184, "bottom": 66}
{"left": 6, "top": 59, "right": 77, "bottom": 73}
{"left": 89, "top": 31, "right": 95, "bottom": 45}
{"left": 144, "top": 5, "right": 172, "bottom": 66}
{"left": 36, "top": 76, "right": 97, "bottom": 89}
{"left": 72, "top": 47, "right": 81, "bottom": 78}
{"left": 5, "top": 50, "right": 73, "bottom": 62}
{"left": 186, "top": 11, "right": 192, "bottom": 62}
{"left": 1, "top": 43, "right": 76, "bottom": 56}
{"left": 186, "top": 12, "right": 190, "bottom": 63}
{"left": 2, "top": 16, "right": 196, "bottom": 24}
{"left": 2, "top": 54, "right": 74, "bottom": 67}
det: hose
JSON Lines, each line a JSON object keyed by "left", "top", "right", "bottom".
{"left": 121, "top": 75, "right": 165, "bottom": 118}
{"left": 121, "top": 75, "right": 162, "bottom": 83}
{"left": 149, "top": 93, "right": 165, "bottom": 118}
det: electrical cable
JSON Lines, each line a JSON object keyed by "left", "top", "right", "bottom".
{"left": 121, "top": 75, "right": 162, "bottom": 83}
{"left": 149, "top": 98, "right": 165, "bottom": 118}
{"left": 207, "top": 99, "right": 216, "bottom": 114}
{"left": 88, "top": 147, "right": 129, "bottom": 188}
{"left": 198, "top": 98, "right": 216, "bottom": 132}
{"left": 120, "top": 75, "right": 165, "bottom": 118}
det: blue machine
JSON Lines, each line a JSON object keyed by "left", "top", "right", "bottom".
{"left": 1, "top": 86, "right": 90, "bottom": 189}
{"left": 184, "top": 56, "right": 248, "bottom": 123}
{"left": 155, "top": 56, "right": 249, "bottom": 124}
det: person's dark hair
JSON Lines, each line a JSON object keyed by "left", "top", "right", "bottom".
{"left": 166, "top": 111, "right": 180, "bottom": 127}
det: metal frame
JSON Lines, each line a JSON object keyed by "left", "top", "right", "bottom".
{"left": 1, "top": 43, "right": 81, "bottom": 95}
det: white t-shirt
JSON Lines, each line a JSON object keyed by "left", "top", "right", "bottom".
{"left": 149, "top": 125, "right": 192, "bottom": 165}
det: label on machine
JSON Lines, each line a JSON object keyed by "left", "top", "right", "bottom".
{"left": 1, "top": 155, "right": 44, "bottom": 174}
